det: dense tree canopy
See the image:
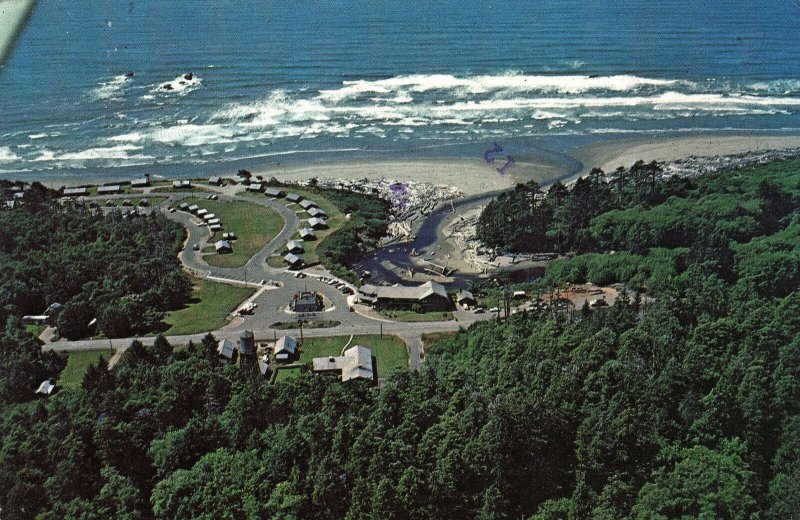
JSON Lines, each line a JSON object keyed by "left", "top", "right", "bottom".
{"left": 0, "top": 193, "right": 190, "bottom": 338}
{"left": 0, "top": 159, "right": 798, "bottom": 518}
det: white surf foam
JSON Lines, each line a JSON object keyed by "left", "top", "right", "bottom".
{"left": 152, "top": 73, "right": 202, "bottom": 95}
{"left": 318, "top": 73, "right": 684, "bottom": 101}
{"left": 92, "top": 74, "right": 132, "bottom": 100}
{"left": 0, "top": 147, "right": 20, "bottom": 163}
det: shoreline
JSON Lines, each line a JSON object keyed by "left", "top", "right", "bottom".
{"left": 25, "top": 132, "right": 800, "bottom": 196}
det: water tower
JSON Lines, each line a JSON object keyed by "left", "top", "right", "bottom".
{"left": 238, "top": 330, "right": 258, "bottom": 374}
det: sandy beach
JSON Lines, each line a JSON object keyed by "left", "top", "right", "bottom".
{"left": 44, "top": 133, "right": 800, "bottom": 197}
{"left": 573, "top": 134, "right": 800, "bottom": 174}
{"left": 249, "top": 157, "right": 566, "bottom": 196}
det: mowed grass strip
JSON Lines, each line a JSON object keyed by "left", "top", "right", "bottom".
{"left": 162, "top": 277, "right": 255, "bottom": 336}
{"left": 240, "top": 189, "right": 345, "bottom": 266}
{"left": 185, "top": 197, "right": 284, "bottom": 268}
{"left": 281, "top": 334, "right": 408, "bottom": 378}
{"left": 58, "top": 350, "right": 111, "bottom": 389}
{"left": 378, "top": 309, "right": 454, "bottom": 322}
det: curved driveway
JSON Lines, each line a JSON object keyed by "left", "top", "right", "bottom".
{"left": 51, "top": 188, "right": 492, "bottom": 369}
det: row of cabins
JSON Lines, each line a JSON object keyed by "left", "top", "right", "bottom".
{"left": 217, "top": 332, "right": 376, "bottom": 383}
{"left": 178, "top": 202, "right": 225, "bottom": 233}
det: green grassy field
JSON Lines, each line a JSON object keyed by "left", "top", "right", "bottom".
{"left": 185, "top": 197, "right": 284, "bottom": 268}
{"left": 293, "top": 334, "right": 409, "bottom": 377}
{"left": 378, "top": 309, "right": 454, "bottom": 322}
{"left": 58, "top": 350, "right": 111, "bottom": 389}
{"left": 240, "top": 189, "right": 345, "bottom": 266}
{"left": 25, "top": 324, "right": 46, "bottom": 337}
{"left": 161, "top": 277, "right": 256, "bottom": 335}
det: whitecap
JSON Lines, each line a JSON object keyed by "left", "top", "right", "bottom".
{"left": 0, "top": 146, "right": 20, "bottom": 163}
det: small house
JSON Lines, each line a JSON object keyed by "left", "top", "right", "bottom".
{"left": 286, "top": 192, "right": 303, "bottom": 203}
{"left": 196, "top": 208, "right": 208, "bottom": 217}
{"left": 308, "top": 217, "right": 328, "bottom": 229}
{"left": 203, "top": 213, "right": 216, "bottom": 221}
{"left": 264, "top": 187, "right": 285, "bottom": 198}
{"left": 188, "top": 204, "right": 199, "bottom": 213}
{"left": 298, "top": 228, "right": 316, "bottom": 241}
{"left": 139, "top": 198, "right": 149, "bottom": 207}
{"left": 298, "top": 199, "right": 318, "bottom": 210}
{"left": 456, "top": 290, "right": 476, "bottom": 307}
{"left": 215, "top": 240, "right": 232, "bottom": 253}
{"left": 207, "top": 218, "right": 221, "bottom": 225}
{"left": 286, "top": 240, "right": 304, "bottom": 253}
{"left": 307, "top": 207, "right": 327, "bottom": 219}
{"left": 274, "top": 336, "right": 298, "bottom": 361}
{"left": 179, "top": 202, "right": 190, "bottom": 211}
{"left": 209, "top": 224, "right": 223, "bottom": 232}
{"left": 283, "top": 253, "right": 303, "bottom": 268}
{"left": 217, "top": 339, "right": 237, "bottom": 364}
{"left": 172, "top": 180, "right": 192, "bottom": 189}
{"left": 246, "top": 183, "right": 263, "bottom": 192}
{"left": 208, "top": 176, "right": 223, "bottom": 186}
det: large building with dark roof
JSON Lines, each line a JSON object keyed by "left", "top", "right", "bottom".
{"left": 357, "top": 281, "right": 450, "bottom": 311}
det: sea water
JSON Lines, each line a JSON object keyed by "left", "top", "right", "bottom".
{"left": 0, "top": 0, "right": 799, "bottom": 180}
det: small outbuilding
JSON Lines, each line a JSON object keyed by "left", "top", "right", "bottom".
{"left": 208, "top": 176, "right": 223, "bottom": 186}
{"left": 35, "top": 379, "right": 56, "bottom": 396}
{"left": 188, "top": 204, "right": 200, "bottom": 213}
{"left": 274, "top": 336, "right": 298, "bottom": 362}
{"left": 298, "top": 199, "right": 318, "bottom": 210}
{"left": 264, "top": 187, "right": 285, "bottom": 198}
{"left": 246, "top": 183, "right": 263, "bottom": 192}
{"left": 308, "top": 217, "right": 328, "bottom": 229}
{"left": 456, "top": 290, "right": 476, "bottom": 307}
{"left": 215, "top": 240, "right": 232, "bottom": 253}
{"left": 307, "top": 207, "right": 327, "bottom": 219}
{"left": 286, "top": 240, "right": 304, "bottom": 253}
{"left": 283, "top": 253, "right": 303, "bottom": 268}
{"left": 286, "top": 192, "right": 303, "bottom": 203}
{"left": 298, "top": 228, "right": 316, "bottom": 241}
{"left": 217, "top": 339, "right": 238, "bottom": 364}
{"left": 172, "top": 180, "right": 192, "bottom": 189}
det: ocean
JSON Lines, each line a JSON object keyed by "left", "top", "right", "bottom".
{"left": 1, "top": 0, "right": 799, "bottom": 181}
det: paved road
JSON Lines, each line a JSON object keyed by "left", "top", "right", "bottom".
{"left": 53, "top": 186, "right": 493, "bottom": 369}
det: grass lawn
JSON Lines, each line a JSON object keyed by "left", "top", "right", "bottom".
{"left": 25, "top": 324, "right": 46, "bottom": 337}
{"left": 378, "top": 309, "right": 454, "bottom": 322}
{"left": 297, "top": 334, "right": 408, "bottom": 377}
{"left": 240, "top": 189, "right": 345, "bottom": 266}
{"left": 58, "top": 350, "right": 112, "bottom": 389}
{"left": 161, "top": 277, "right": 256, "bottom": 335}
{"left": 185, "top": 197, "right": 284, "bottom": 268}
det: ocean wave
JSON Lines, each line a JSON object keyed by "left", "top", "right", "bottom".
{"left": 0, "top": 147, "right": 20, "bottom": 163}
{"left": 91, "top": 74, "right": 133, "bottom": 100}
{"left": 318, "top": 73, "right": 685, "bottom": 101}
